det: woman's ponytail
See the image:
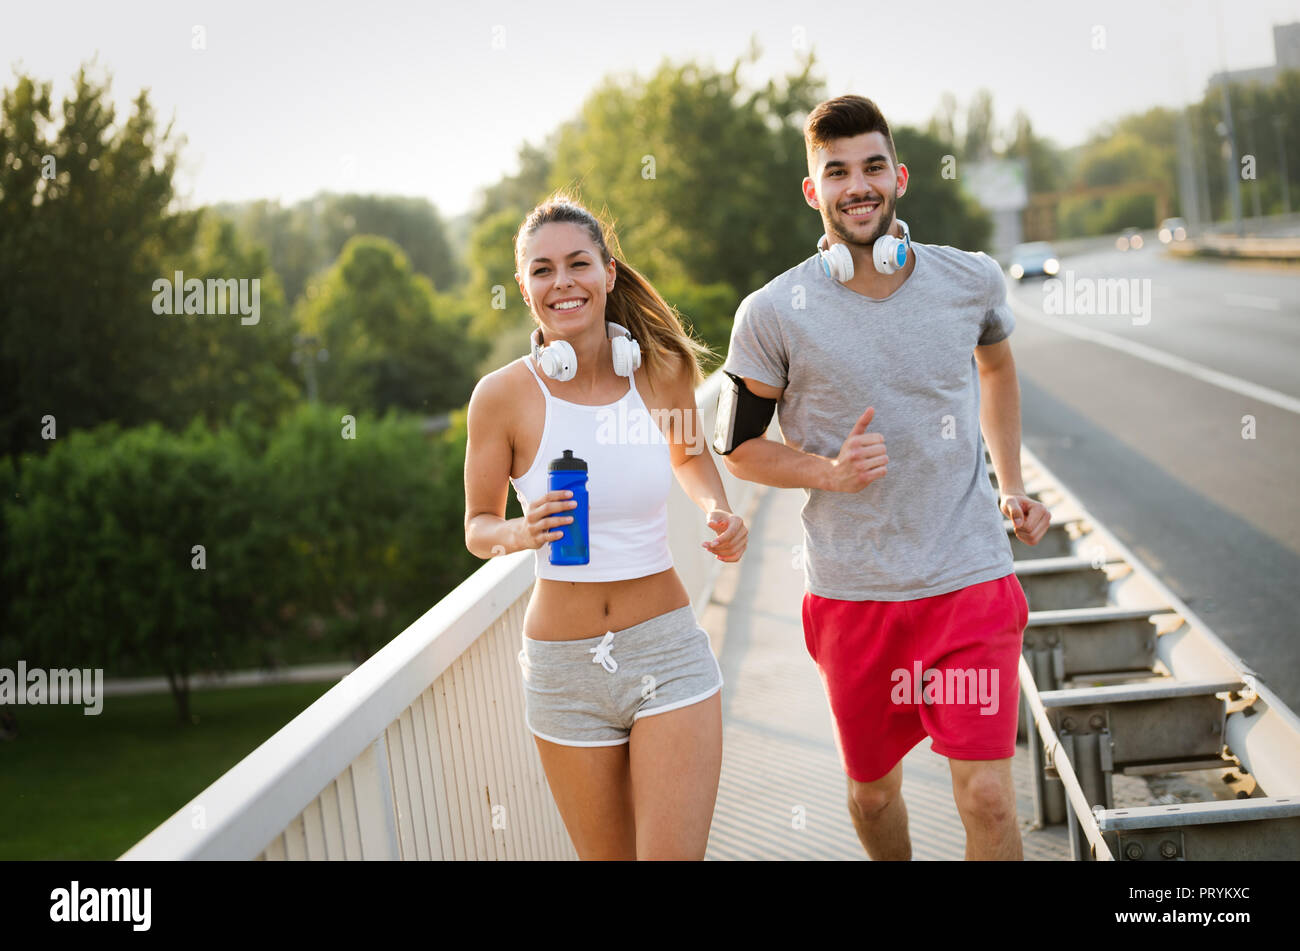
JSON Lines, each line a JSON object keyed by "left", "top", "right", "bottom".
{"left": 603, "top": 255, "right": 712, "bottom": 387}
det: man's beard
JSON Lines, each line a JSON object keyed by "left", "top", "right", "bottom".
{"left": 828, "top": 189, "right": 898, "bottom": 248}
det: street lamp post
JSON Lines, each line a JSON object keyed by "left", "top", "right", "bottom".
{"left": 1214, "top": 1, "right": 1245, "bottom": 236}
{"left": 1275, "top": 115, "right": 1292, "bottom": 217}
{"left": 1241, "top": 110, "right": 1263, "bottom": 222}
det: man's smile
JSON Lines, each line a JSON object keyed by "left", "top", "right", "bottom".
{"left": 841, "top": 201, "right": 881, "bottom": 220}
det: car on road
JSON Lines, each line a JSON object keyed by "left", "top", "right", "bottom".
{"left": 1007, "top": 241, "right": 1060, "bottom": 280}
{"left": 1158, "top": 217, "right": 1188, "bottom": 244}
{"left": 1116, "top": 227, "right": 1145, "bottom": 251}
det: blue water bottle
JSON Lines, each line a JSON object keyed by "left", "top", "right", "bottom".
{"left": 547, "top": 449, "right": 589, "bottom": 565}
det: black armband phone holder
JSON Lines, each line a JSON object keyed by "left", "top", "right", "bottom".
{"left": 713, "top": 372, "right": 777, "bottom": 455}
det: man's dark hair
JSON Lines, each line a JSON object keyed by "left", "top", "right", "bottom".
{"left": 804, "top": 95, "right": 897, "bottom": 175}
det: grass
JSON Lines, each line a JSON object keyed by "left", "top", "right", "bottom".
{"left": 0, "top": 680, "right": 334, "bottom": 860}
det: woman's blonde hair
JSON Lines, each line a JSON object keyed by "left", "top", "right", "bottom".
{"left": 514, "top": 192, "right": 713, "bottom": 386}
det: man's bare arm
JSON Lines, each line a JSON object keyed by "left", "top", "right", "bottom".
{"left": 974, "top": 339, "right": 1026, "bottom": 496}
{"left": 975, "top": 338, "right": 1050, "bottom": 544}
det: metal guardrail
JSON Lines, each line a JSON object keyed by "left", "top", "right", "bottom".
{"left": 120, "top": 371, "right": 755, "bottom": 861}
{"left": 1009, "top": 447, "right": 1300, "bottom": 861}
{"left": 1167, "top": 234, "right": 1300, "bottom": 261}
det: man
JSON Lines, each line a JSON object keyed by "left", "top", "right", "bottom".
{"left": 717, "top": 95, "right": 1050, "bottom": 860}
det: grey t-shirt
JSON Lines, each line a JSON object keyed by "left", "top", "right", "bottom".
{"left": 723, "top": 242, "right": 1016, "bottom": 601}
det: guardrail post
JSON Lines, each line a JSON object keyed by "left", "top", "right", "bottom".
{"left": 1025, "top": 645, "right": 1067, "bottom": 825}
{"left": 1057, "top": 733, "right": 1084, "bottom": 860}
{"left": 1067, "top": 728, "right": 1115, "bottom": 860}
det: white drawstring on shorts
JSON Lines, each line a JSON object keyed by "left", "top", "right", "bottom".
{"left": 589, "top": 631, "right": 618, "bottom": 673}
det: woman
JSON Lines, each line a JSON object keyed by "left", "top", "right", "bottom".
{"left": 463, "top": 195, "right": 747, "bottom": 860}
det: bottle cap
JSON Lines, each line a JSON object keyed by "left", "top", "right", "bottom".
{"left": 548, "top": 449, "right": 588, "bottom": 472}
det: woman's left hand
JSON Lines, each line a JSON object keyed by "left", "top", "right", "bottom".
{"left": 702, "top": 509, "right": 747, "bottom": 562}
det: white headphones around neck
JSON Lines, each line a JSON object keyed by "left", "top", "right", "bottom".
{"left": 530, "top": 322, "right": 642, "bottom": 382}
{"left": 818, "top": 218, "right": 912, "bottom": 281}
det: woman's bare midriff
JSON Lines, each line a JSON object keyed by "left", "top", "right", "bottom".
{"left": 523, "top": 567, "right": 691, "bottom": 640}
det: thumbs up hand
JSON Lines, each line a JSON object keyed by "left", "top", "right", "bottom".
{"left": 825, "top": 407, "right": 888, "bottom": 493}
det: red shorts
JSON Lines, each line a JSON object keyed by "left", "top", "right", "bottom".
{"left": 802, "top": 573, "right": 1028, "bottom": 783}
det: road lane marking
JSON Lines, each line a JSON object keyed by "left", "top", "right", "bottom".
{"left": 1224, "top": 293, "right": 1281, "bottom": 311}
{"left": 1007, "top": 294, "right": 1300, "bottom": 415}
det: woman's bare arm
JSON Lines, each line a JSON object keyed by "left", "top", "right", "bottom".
{"left": 463, "top": 370, "right": 576, "bottom": 558}
{"left": 651, "top": 356, "right": 748, "bottom": 563}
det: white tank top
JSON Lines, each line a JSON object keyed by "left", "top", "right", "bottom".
{"left": 511, "top": 356, "right": 674, "bottom": 582}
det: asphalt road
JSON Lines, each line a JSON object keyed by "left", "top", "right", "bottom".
{"left": 1004, "top": 244, "right": 1300, "bottom": 710}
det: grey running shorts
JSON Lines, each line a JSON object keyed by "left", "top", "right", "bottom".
{"left": 517, "top": 604, "right": 724, "bottom": 747}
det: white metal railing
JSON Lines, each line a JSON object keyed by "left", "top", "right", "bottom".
{"left": 121, "top": 371, "right": 753, "bottom": 860}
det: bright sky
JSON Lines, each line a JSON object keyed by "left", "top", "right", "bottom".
{"left": 5, "top": 0, "right": 1298, "bottom": 218}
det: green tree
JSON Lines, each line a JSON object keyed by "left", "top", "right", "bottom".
{"left": 460, "top": 46, "right": 994, "bottom": 366}
{"left": 1192, "top": 70, "right": 1300, "bottom": 219}
{"left": 148, "top": 213, "right": 301, "bottom": 433}
{"left": 296, "top": 236, "right": 485, "bottom": 414}
{"left": 3, "top": 420, "right": 274, "bottom": 722}
{"left": 0, "top": 453, "right": 18, "bottom": 665}
{"left": 652, "top": 276, "right": 735, "bottom": 369}
{"left": 891, "top": 126, "right": 994, "bottom": 251}
{"left": 472, "top": 139, "right": 558, "bottom": 226}
{"left": 1057, "top": 70, "right": 1300, "bottom": 226}
{"left": 216, "top": 192, "right": 463, "bottom": 306}
{"left": 1076, "top": 130, "right": 1167, "bottom": 188}
{"left": 320, "top": 194, "right": 462, "bottom": 292}
{"left": 464, "top": 207, "right": 536, "bottom": 374}
{"left": 927, "top": 92, "right": 960, "bottom": 150}
{"left": 1058, "top": 191, "right": 1159, "bottom": 237}
{"left": 467, "top": 208, "right": 527, "bottom": 323}
{"left": 963, "top": 89, "right": 996, "bottom": 160}
{"left": 2, "top": 402, "right": 486, "bottom": 721}
{"left": 1008, "top": 110, "right": 1066, "bottom": 194}
{"left": 211, "top": 198, "right": 321, "bottom": 309}
{"left": 260, "top": 403, "right": 483, "bottom": 664}
{"left": 0, "top": 65, "right": 197, "bottom": 460}
{"left": 548, "top": 45, "right": 826, "bottom": 317}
